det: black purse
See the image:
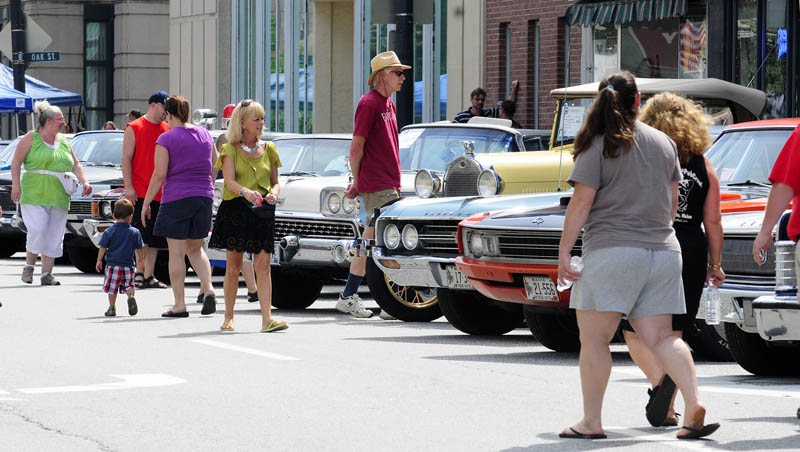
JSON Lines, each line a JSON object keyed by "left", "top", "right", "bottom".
{"left": 249, "top": 201, "right": 276, "bottom": 220}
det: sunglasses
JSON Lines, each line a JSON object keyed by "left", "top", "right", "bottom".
{"left": 241, "top": 99, "right": 253, "bottom": 107}
{"left": 391, "top": 70, "right": 405, "bottom": 77}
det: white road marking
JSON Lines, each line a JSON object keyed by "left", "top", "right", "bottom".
{"left": 189, "top": 338, "right": 300, "bottom": 361}
{"left": 613, "top": 368, "right": 800, "bottom": 399}
{"left": 604, "top": 426, "right": 715, "bottom": 450}
{"left": 17, "top": 374, "right": 186, "bottom": 394}
{"left": 0, "top": 389, "right": 9, "bottom": 395}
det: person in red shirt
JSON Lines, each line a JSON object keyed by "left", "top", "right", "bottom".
{"left": 121, "top": 90, "right": 171, "bottom": 289}
{"left": 338, "top": 51, "right": 410, "bottom": 318}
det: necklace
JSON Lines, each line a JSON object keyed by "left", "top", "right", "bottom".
{"left": 240, "top": 138, "right": 260, "bottom": 153}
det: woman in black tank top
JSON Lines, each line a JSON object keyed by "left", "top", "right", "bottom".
{"left": 624, "top": 93, "right": 726, "bottom": 426}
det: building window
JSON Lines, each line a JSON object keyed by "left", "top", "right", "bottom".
{"left": 736, "top": 0, "right": 758, "bottom": 86}
{"left": 765, "top": 0, "right": 787, "bottom": 116}
{"left": 84, "top": 5, "right": 113, "bottom": 130}
{"left": 593, "top": 24, "right": 618, "bottom": 81}
{"left": 527, "top": 19, "right": 539, "bottom": 127}
{"left": 500, "top": 22, "right": 510, "bottom": 97}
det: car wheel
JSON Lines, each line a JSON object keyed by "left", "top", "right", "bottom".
{"left": 523, "top": 306, "right": 581, "bottom": 352}
{"left": 438, "top": 288, "right": 521, "bottom": 335}
{"left": 272, "top": 269, "right": 323, "bottom": 310}
{"left": 365, "top": 257, "right": 442, "bottom": 322}
{"left": 0, "top": 239, "right": 20, "bottom": 258}
{"left": 66, "top": 244, "right": 102, "bottom": 274}
{"left": 724, "top": 322, "right": 800, "bottom": 376}
{"left": 683, "top": 320, "right": 732, "bottom": 362}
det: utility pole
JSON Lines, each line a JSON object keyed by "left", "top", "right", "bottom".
{"left": 10, "top": 0, "right": 26, "bottom": 133}
{"left": 391, "top": 0, "right": 413, "bottom": 128}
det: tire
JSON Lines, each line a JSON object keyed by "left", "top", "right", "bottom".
{"left": 438, "top": 288, "right": 521, "bottom": 335}
{"left": 523, "top": 306, "right": 581, "bottom": 352}
{"left": 66, "top": 245, "right": 102, "bottom": 274}
{"left": 365, "top": 257, "right": 441, "bottom": 322}
{"left": 152, "top": 251, "right": 193, "bottom": 285}
{"left": 683, "top": 320, "right": 732, "bottom": 362}
{"left": 724, "top": 323, "right": 800, "bottom": 376}
{"left": 272, "top": 269, "right": 323, "bottom": 310}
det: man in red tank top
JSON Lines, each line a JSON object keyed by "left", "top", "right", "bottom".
{"left": 121, "top": 90, "right": 171, "bottom": 288}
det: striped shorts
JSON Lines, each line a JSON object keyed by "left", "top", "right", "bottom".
{"left": 103, "top": 265, "right": 135, "bottom": 294}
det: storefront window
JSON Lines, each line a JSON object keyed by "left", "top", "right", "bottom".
{"left": 592, "top": 25, "right": 618, "bottom": 81}
{"left": 679, "top": 19, "right": 707, "bottom": 78}
{"left": 736, "top": 0, "right": 758, "bottom": 86}
{"left": 621, "top": 18, "right": 680, "bottom": 78}
{"left": 765, "top": 0, "right": 787, "bottom": 117}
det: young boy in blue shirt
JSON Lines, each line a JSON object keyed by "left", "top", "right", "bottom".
{"left": 96, "top": 199, "right": 144, "bottom": 316}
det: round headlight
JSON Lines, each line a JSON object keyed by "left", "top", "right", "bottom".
{"left": 477, "top": 170, "right": 500, "bottom": 197}
{"left": 401, "top": 224, "right": 418, "bottom": 250}
{"left": 414, "top": 170, "right": 440, "bottom": 198}
{"left": 327, "top": 193, "right": 341, "bottom": 213}
{"left": 384, "top": 224, "right": 401, "bottom": 250}
{"left": 101, "top": 201, "right": 112, "bottom": 218}
{"left": 342, "top": 196, "right": 356, "bottom": 214}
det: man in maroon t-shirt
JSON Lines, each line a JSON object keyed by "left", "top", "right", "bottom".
{"left": 337, "top": 51, "right": 410, "bottom": 318}
{"left": 753, "top": 126, "right": 800, "bottom": 282}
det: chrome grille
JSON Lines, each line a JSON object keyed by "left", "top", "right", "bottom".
{"left": 496, "top": 230, "right": 582, "bottom": 261}
{"left": 419, "top": 222, "right": 459, "bottom": 254}
{"left": 68, "top": 201, "right": 92, "bottom": 215}
{"left": 275, "top": 218, "right": 356, "bottom": 239}
{"left": 443, "top": 157, "right": 481, "bottom": 197}
{"left": 722, "top": 236, "right": 775, "bottom": 286}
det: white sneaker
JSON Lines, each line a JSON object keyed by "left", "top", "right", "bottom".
{"left": 378, "top": 310, "right": 396, "bottom": 320}
{"left": 336, "top": 294, "right": 373, "bottom": 318}
{"left": 21, "top": 265, "right": 33, "bottom": 284}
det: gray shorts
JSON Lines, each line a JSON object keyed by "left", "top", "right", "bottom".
{"left": 570, "top": 247, "right": 686, "bottom": 319}
{"left": 361, "top": 188, "right": 400, "bottom": 224}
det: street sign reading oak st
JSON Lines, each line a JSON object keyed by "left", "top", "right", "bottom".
{"left": 23, "top": 51, "right": 60, "bottom": 62}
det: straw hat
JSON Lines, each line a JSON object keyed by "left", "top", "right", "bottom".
{"left": 367, "top": 51, "right": 411, "bottom": 86}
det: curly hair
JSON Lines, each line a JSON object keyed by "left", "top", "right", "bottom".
{"left": 639, "top": 92, "right": 712, "bottom": 165}
{"left": 225, "top": 100, "right": 266, "bottom": 143}
{"left": 572, "top": 71, "right": 638, "bottom": 159}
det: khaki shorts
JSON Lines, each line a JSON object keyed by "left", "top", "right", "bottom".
{"left": 361, "top": 188, "right": 400, "bottom": 225}
{"left": 570, "top": 247, "right": 686, "bottom": 319}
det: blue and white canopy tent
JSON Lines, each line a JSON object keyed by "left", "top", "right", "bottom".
{"left": 0, "top": 84, "right": 33, "bottom": 113}
{"left": 0, "top": 65, "right": 84, "bottom": 136}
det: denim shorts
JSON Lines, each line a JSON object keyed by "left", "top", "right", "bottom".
{"left": 153, "top": 196, "right": 213, "bottom": 240}
{"left": 569, "top": 246, "right": 686, "bottom": 319}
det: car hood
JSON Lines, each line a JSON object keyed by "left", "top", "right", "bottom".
{"left": 277, "top": 172, "right": 416, "bottom": 214}
{"left": 721, "top": 210, "right": 772, "bottom": 235}
{"left": 379, "top": 191, "right": 569, "bottom": 220}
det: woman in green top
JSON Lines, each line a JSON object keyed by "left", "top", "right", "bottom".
{"left": 209, "top": 100, "right": 287, "bottom": 333}
{"left": 11, "top": 101, "right": 91, "bottom": 285}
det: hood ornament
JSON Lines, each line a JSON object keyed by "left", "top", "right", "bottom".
{"left": 531, "top": 217, "right": 544, "bottom": 225}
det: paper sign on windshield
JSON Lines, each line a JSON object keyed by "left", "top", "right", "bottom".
{"left": 560, "top": 106, "right": 585, "bottom": 138}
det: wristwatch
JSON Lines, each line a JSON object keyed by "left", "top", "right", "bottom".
{"left": 708, "top": 262, "right": 722, "bottom": 270}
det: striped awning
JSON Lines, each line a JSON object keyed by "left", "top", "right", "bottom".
{"left": 566, "top": 0, "right": 688, "bottom": 27}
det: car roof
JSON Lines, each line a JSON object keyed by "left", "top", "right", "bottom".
{"left": 402, "top": 122, "right": 521, "bottom": 135}
{"left": 724, "top": 118, "right": 800, "bottom": 129}
{"left": 272, "top": 133, "right": 352, "bottom": 140}
{"left": 550, "top": 78, "right": 767, "bottom": 122}
{"left": 74, "top": 130, "right": 123, "bottom": 137}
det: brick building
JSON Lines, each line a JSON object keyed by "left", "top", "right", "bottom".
{"left": 485, "top": 0, "right": 582, "bottom": 130}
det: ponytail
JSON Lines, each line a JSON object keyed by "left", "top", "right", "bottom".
{"left": 573, "top": 71, "right": 638, "bottom": 159}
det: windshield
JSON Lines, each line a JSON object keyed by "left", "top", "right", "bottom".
{"left": 399, "top": 127, "right": 516, "bottom": 172}
{"left": 71, "top": 132, "right": 124, "bottom": 165}
{"left": 274, "top": 138, "right": 351, "bottom": 176}
{"left": 706, "top": 128, "right": 793, "bottom": 186}
{"left": 0, "top": 140, "right": 15, "bottom": 163}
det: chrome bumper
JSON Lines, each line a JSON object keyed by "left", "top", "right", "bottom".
{"left": 372, "top": 247, "right": 457, "bottom": 288}
{"left": 752, "top": 295, "right": 800, "bottom": 341}
{"left": 696, "top": 284, "right": 774, "bottom": 333}
{"left": 207, "top": 236, "right": 354, "bottom": 268}
{"left": 83, "top": 219, "right": 114, "bottom": 248}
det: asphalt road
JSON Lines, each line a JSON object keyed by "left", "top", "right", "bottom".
{"left": 0, "top": 255, "right": 799, "bottom": 452}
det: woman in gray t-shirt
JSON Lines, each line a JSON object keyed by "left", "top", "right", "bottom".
{"left": 557, "top": 71, "right": 718, "bottom": 441}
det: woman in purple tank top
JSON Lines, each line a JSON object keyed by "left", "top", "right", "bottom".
{"left": 141, "top": 95, "right": 217, "bottom": 318}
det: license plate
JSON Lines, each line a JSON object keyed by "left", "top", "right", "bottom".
{"left": 445, "top": 265, "right": 471, "bottom": 289}
{"left": 523, "top": 275, "right": 559, "bottom": 302}
{"left": 271, "top": 243, "right": 280, "bottom": 265}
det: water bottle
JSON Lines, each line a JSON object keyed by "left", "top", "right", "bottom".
{"left": 705, "top": 285, "right": 720, "bottom": 325}
{"left": 557, "top": 255, "right": 583, "bottom": 292}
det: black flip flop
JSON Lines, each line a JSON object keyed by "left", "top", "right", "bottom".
{"left": 247, "top": 291, "right": 258, "bottom": 303}
{"left": 559, "top": 427, "right": 607, "bottom": 440}
{"left": 201, "top": 294, "right": 216, "bottom": 315}
{"left": 162, "top": 310, "right": 189, "bottom": 318}
{"left": 677, "top": 423, "right": 720, "bottom": 440}
{"left": 196, "top": 292, "right": 204, "bottom": 304}
{"left": 646, "top": 373, "right": 676, "bottom": 427}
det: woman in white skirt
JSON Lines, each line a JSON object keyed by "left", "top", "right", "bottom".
{"left": 11, "top": 101, "right": 91, "bottom": 285}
